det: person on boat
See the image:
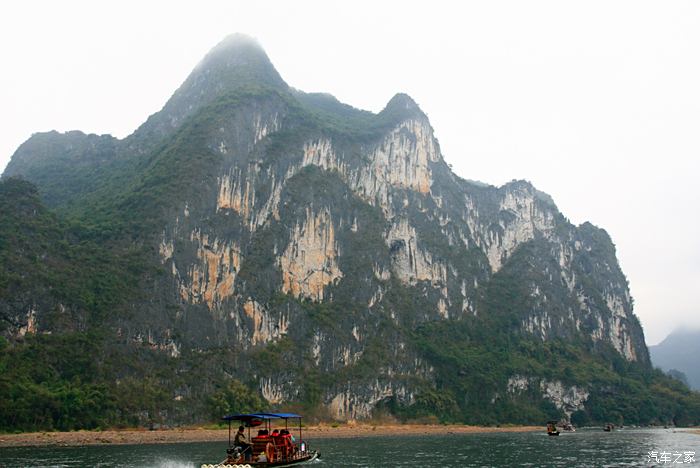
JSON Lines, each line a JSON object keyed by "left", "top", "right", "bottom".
{"left": 280, "top": 429, "right": 295, "bottom": 443}
{"left": 270, "top": 430, "right": 282, "bottom": 456}
{"left": 234, "top": 425, "right": 252, "bottom": 461}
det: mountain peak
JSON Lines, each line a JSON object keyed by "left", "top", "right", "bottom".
{"left": 211, "top": 33, "right": 264, "bottom": 53}
{"left": 386, "top": 92, "right": 420, "bottom": 109}
{"left": 380, "top": 93, "right": 427, "bottom": 122}
{"left": 131, "top": 34, "right": 286, "bottom": 142}
{"left": 192, "top": 33, "right": 286, "bottom": 88}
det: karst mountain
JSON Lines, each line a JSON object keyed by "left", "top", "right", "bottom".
{"left": 2, "top": 34, "right": 698, "bottom": 430}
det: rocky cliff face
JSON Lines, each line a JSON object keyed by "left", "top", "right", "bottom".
{"left": 2, "top": 34, "right": 656, "bottom": 425}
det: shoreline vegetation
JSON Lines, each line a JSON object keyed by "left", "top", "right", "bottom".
{"left": 0, "top": 424, "right": 540, "bottom": 448}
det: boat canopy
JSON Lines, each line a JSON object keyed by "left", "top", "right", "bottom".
{"left": 222, "top": 412, "right": 303, "bottom": 421}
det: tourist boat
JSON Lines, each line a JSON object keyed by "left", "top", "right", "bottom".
{"left": 603, "top": 423, "right": 614, "bottom": 432}
{"left": 201, "top": 412, "right": 320, "bottom": 468}
{"left": 546, "top": 421, "right": 560, "bottom": 436}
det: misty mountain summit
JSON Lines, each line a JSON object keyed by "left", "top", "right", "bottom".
{"left": 133, "top": 33, "right": 288, "bottom": 145}
{"left": 173, "top": 33, "right": 288, "bottom": 100}
{"left": 380, "top": 92, "right": 429, "bottom": 121}
{"left": 649, "top": 328, "right": 700, "bottom": 390}
{"left": 1, "top": 34, "right": 699, "bottom": 431}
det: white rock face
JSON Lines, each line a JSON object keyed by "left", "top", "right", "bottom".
{"left": 217, "top": 164, "right": 298, "bottom": 232}
{"left": 368, "top": 287, "right": 384, "bottom": 308}
{"left": 607, "top": 318, "right": 637, "bottom": 361}
{"left": 159, "top": 233, "right": 174, "bottom": 263}
{"left": 590, "top": 290, "right": 638, "bottom": 361}
{"left": 18, "top": 307, "right": 37, "bottom": 337}
{"left": 242, "top": 120, "right": 445, "bottom": 308}
{"left": 179, "top": 229, "right": 240, "bottom": 309}
{"left": 332, "top": 345, "right": 362, "bottom": 368}
{"left": 217, "top": 168, "right": 255, "bottom": 221}
{"left": 243, "top": 299, "right": 288, "bottom": 346}
{"left": 279, "top": 207, "right": 343, "bottom": 301}
{"left": 557, "top": 244, "right": 577, "bottom": 292}
{"left": 539, "top": 380, "right": 589, "bottom": 418}
{"left": 465, "top": 188, "right": 555, "bottom": 272}
{"left": 523, "top": 311, "right": 552, "bottom": 340}
{"left": 299, "top": 120, "right": 439, "bottom": 215}
{"left": 385, "top": 218, "right": 447, "bottom": 286}
{"left": 463, "top": 184, "right": 639, "bottom": 363}
{"left": 302, "top": 139, "right": 346, "bottom": 173}
{"left": 357, "top": 119, "right": 437, "bottom": 198}
{"left": 507, "top": 375, "right": 530, "bottom": 393}
{"left": 373, "top": 264, "right": 391, "bottom": 281}
{"left": 507, "top": 375, "right": 589, "bottom": 418}
{"left": 328, "top": 381, "right": 412, "bottom": 420}
{"left": 260, "top": 377, "right": 287, "bottom": 404}
{"left": 311, "top": 331, "right": 322, "bottom": 366}
{"left": 605, "top": 292, "right": 628, "bottom": 318}
{"left": 437, "top": 298, "right": 449, "bottom": 319}
{"left": 567, "top": 288, "right": 639, "bottom": 362}
{"left": 252, "top": 112, "right": 280, "bottom": 145}
{"left": 131, "top": 330, "right": 181, "bottom": 358}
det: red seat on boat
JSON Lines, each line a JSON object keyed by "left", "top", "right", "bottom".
{"left": 251, "top": 436, "right": 271, "bottom": 458}
{"left": 272, "top": 435, "right": 293, "bottom": 460}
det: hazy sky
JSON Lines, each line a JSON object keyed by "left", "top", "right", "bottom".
{"left": 1, "top": 1, "right": 698, "bottom": 344}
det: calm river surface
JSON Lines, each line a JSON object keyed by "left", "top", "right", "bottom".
{"left": 1, "top": 428, "right": 698, "bottom": 467}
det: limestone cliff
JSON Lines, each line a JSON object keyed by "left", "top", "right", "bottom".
{"left": 1, "top": 34, "right": 664, "bottom": 428}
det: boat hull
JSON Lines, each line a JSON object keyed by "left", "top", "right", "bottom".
{"left": 202, "top": 451, "right": 319, "bottom": 468}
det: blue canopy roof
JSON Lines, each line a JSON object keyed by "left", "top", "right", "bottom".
{"left": 222, "top": 412, "right": 303, "bottom": 421}
{"left": 259, "top": 412, "right": 302, "bottom": 419}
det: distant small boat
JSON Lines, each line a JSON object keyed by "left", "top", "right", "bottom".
{"left": 603, "top": 423, "right": 614, "bottom": 432}
{"left": 561, "top": 423, "right": 575, "bottom": 432}
{"left": 547, "top": 421, "right": 560, "bottom": 436}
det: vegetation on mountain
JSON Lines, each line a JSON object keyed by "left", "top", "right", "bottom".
{"left": 2, "top": 35, "right": 699, "bottom": 432}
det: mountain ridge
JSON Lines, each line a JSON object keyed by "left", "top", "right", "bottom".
{"left": 2, "top": 34, "right": 698, "bottom": 431}
{"left": 649, "top": 328, "right": 700, "bottom": 390}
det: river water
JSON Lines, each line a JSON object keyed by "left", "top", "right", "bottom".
{"left": 1, "top": 428, "right": 698, "bottom": 467}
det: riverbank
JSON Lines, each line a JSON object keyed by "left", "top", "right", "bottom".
{"left": 0, "top": 424, "right": 539, "bottom": 448}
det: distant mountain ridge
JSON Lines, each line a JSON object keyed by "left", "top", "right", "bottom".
{"left": 649, "top": 329, "right": 700, "bottom": 390}
{"left": 1, "top": 34, "right": 699, "bottom": 431}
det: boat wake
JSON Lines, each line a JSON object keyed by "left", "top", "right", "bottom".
{"left": 152, "top": 459, "right": 197, "bottom": 468}
{"left": 200, "top": 465, "right": 252, "bottom": 468}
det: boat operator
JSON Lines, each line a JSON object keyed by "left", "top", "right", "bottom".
{"left": 234, "top": 425, "right": 252, "bottom": 461}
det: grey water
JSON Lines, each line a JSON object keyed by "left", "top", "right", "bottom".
{"left": 0, "top": 428, "right": 698, "bottom": 467}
